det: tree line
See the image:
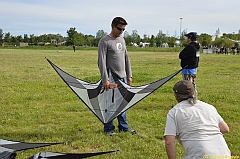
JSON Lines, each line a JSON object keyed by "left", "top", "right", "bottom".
{"left": 0, "top": 28, "right": 239, "bottom": 48}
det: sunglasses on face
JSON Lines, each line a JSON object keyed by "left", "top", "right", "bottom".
{"left": 115, "top": 26, "right": 125, "bottom": 31}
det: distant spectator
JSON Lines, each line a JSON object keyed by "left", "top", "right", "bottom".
{"left": 225, "top": 47, "right": 229, "bottom": 54}
{"left": 73, "top": 45, "right": 76, "bottom": 52}
{"left": 231, "top": 46, "right": 235, "bottom": 55}
{"left": 220, "top": 47, "right": 224, "bottom": 54}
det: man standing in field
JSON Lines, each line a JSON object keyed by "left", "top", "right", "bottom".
{"left": 164, "top": 80, "right": 230, "bottom": 159}
{"left": 179, "top": 32, "right": 200, "bottom": 93}
{"left": 98, "top": 17, "right": 136, "bottom": 136}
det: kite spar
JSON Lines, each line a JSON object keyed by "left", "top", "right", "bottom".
{"left": 46, "top": 58, "right": 182, "bottom": 124}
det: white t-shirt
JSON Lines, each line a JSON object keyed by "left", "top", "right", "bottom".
{"left": 164, "top": 100, "right": 230, "bottom": 159}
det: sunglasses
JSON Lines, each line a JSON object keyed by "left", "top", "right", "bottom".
{"left": 115, "top": 26, "right": 125, "bottom": 31}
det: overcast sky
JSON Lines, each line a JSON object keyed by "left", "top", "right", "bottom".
{"left": 1, "top": 0, "right": 240, "bottom": 38}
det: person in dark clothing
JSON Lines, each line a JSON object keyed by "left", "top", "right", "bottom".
{"left": 73, "top": 45, "right": 76, "bottom": 52}
{"left": 179, "top": 32, "right": 200, "bottom": 95}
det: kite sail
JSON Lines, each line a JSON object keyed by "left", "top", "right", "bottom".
{"left": 26, "top": 150, "right": 119, "bottom": 159}
{"left": 0, "top": 138, "right": 60, "bottom": 159}
{"left": 0, "top": 138, "right": 117, "bottom": 159}
{"left": 46, "top": 58, "right": 182, "bottom": 124}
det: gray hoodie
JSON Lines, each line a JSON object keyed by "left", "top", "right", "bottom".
{"left": 98, "top": 35, "right": 132, "bottom": 82}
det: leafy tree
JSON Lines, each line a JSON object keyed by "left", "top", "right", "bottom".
{"left": 234, "top": 42, "right": 239, "bottom": 48}
{"left": 198, "top": 33, "right": 212, "bottom": 47}
{"left": 66, "top": 27, "right": 78, "bottom": 45}
{"left": 181, "top": 39, "right": 188, "bottom": 47}
{"left": 211, "top": 37, "right": 224, "bottom": 47}
{"left": 23, "top": 34, "right": 29, "bottom": 43}
{"left": 131, "top": 30, "right": 140, "bottom": 44}
{"left": 168, "top": 37, "right": 177, "bottom": 47}
{"left": 180, "top": 29, "right": 188, "bottom": 42}
{"left": 29, "top": 34, "right": 38, "bottom": 45}
{"left": 38, "top": 34, "right": 46, "bottom": 42}
{"left": 231, "top": 34, "right": 238, "bottom": 40}
{"left": 55, "top": 34, "right": 66, "bottom": 43}
{"left": 1, "top": 27, "right": 239, "bottom": 48}
{"left": 222, "top": 38, "right": 234, "bottom": 48}
{"left": 142, "top": 34, "right": 150, "bottom": 43}
{"left": 16, "top": 35, "right": 23, "bottom": 42}
{"left": 41, "top": 34, "right": 51, "bottom": 43}
{"left": 11, "top": 36, "right": 17, "bottom": 42}
{"left": 4, "top": 32, "right": 11, "bottom": 43}
{"left": 95, "top": 30, "right": 107, "bottom": 46}
{"left": 85, "top": 34, "right": 95, "bottom": 46}
{"left": 96, "top": 30, "right": 107, "bottom": 39}
{"left": 123, "top": 31, "right": 132, "bottom": 46}
{"left": 149, "top": 35, "right": 156, "bottom": 47}
{"left": 155, "top": 30, "right": 166, "bottom": 47}
{"left": 74, "top": 32, "right": 86, "bottom": 46}
{"left": 0, "top": 29, "right": 3, "bottom": 43}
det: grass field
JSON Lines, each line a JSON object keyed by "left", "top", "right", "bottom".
{"left": 0, "top": 48, "right": 239, "bottom": 159}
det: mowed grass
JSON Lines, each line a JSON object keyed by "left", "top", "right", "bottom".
{"left": 0, "top": 48, "right": 239, "bottom": 159}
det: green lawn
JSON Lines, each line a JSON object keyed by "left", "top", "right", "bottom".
{"left": 0, "top": 48, "right": 239, "bottom": 159}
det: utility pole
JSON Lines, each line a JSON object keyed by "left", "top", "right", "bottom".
{"left": 180, "top": 17, "right": 183, "bottom": 40}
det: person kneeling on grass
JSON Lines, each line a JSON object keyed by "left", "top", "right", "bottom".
{"left": 164, "top": 80, "right": 230, "bottom": 159}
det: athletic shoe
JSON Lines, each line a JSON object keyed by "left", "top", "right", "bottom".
{"left": 127, "top": 129, "right": 136, "bottom": 135}
{"left": 105, "top": 131, "right": 116, "bottom": 136}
